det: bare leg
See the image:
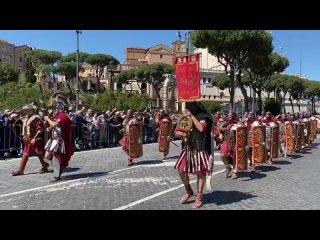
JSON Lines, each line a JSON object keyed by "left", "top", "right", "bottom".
{"left": 122, "top": 146, "right": 133, "bottom": 166}
{"left": 193, "top": 174, "right": 205, "bottom": 208}
{"left": 160, "top": 151, "right": 168, "bottom": 161}
{"left": 179, "top": 171, "right": 193, "bottom": 204}
{"left": 37, "top": 151, "right": 49, "bottom": 174}
{"left": 221, "top": 156, "right": 232, "bottom": 177}
{"left": 50, "top": 156, "right": 62, "bottom": 182}
{"left": 12, "top": 155, "right": 29, "bottom": 176}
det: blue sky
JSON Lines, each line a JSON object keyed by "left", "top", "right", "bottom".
{"left": 0, "top": 30, "right": 319, "bottom": 80}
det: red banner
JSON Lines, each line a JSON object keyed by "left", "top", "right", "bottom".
{"left": 173, "top": 54, "right": 200, "bottom": 102}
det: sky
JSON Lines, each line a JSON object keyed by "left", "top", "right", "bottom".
{"left": 0, "top": 30, "right": 319, "bottom": 80}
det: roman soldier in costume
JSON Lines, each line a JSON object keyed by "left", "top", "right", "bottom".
{"left": 119, "top": 109, "right": 144, "bottom": 166}
{"left": 219, "top": 112, "right": 239, "bottom": 179}
{"left": 261, "top": 112, "right": 276, "bottom": 164}
{"left": 292, "top": 113, "right": 302, "bottom": 152}
{"left": 301, "top": 112, "right": 311, "bottom": 146}
{"left": 212, "top": 112, "right": 223, "bottom": 148}
{"left": 43, "top": 96, "right": 74, "bottom": 182}
{"left": 278, "top": 114, "right": 288, "bottom": 157}
{"left": 245, "top": 112, "right": 257, "bottom": 171}
{"left": 157, "top": 109, "right": 173, "bottom": 161}
{"left": 174, "top": 101, "right": 214, "bottom": 209}
{"left": 12, "top": 104, "right": 48, "bottom": 176}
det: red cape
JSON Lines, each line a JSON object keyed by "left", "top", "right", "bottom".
{"left": 56, "top": 113, "right": 74, "bottom": 168}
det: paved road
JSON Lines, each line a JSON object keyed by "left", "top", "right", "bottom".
{"left": 0, "top": 139, "right": 320, "bottom": 210}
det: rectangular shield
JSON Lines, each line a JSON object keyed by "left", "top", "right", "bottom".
{"left": 300, "top": 123, "right": 306, "bottom": 146}
{"left": 235, "top": 126, "right": 248, "bottom": 172}
{"left": 285, "top": 122, "right": 294, "bottom": 152}
{"left": 129, "top": 122, "right": 143, "bottom": 159}
{"left": 159, "top": 120, "right": 173, "bottom": 153}
{"left": 313, "top": 120, "right": 318, "bottom": 140}
{"left": 252, "top": 125, "right": 266, "bottom": 164}
{"left": 306, "top": 122, "right": 311, "bottom": 144}
{"left": 271, "top": 126, "right": 279, "bottom": 159}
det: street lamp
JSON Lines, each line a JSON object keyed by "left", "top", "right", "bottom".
{"left": 75, "top": 30, "right": 82, "bottom": 111}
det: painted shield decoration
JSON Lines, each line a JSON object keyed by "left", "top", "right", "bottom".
{"left": 252, "top": 125, "right": 266, "bottom": 164}
{"left": 159, "top": 120, "right": 172, "bottom": 153}
{"left": 129, "top": 122, "right": 143, "bottom": 159}
{"left": 235, "top": 126, "right": 248, "bottom": 172}
{"left": 271, "top": 126, "right": 279, "bottom": 159}
{"left": 285, "top": 123, "right": 294, "bottom": 152}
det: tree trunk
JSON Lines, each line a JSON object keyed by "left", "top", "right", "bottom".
{"left": 297, "top": 101, "right": 301, "bottom": 112}
{"left": 280, "top": 91, "right": 286, "bottom": 114}
{"left": 153, "top": 84, "right": 162, "bottom": 108}
{"left": 289, "top": 96, "right": 294, "bottom": 113}
{"left": 257, "top": 91, "right": 263, "bottom": 115}
{"left": 311, "top": 99, "right": 315, "bottom": 113}
{"left": 38, "top": 83, "right": 44, "bottom": 100}
{"left": 229, "top": 75, "right": 235, "bottom": 112}
{"left": 96, "top": 77, "right": 100, "bottom": 92}
{"left": 230, "top": 87, "right": 235, "bottom": 112}
{"left": 66, "top": 79, "right": 73, "bottom": 95}
{"left": 238, "top": 82, "right": 249, "bottom": 112}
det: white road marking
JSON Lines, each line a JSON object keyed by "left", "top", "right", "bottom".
{"left": 113, "top": 169, "right": 225, "bottom": 210}
{"left": 0, "top": 165, "right": 142, "bottom": 199}
{"left": 0, "top": 178, "right": 87, "bottom": 199}
{"left": 144, "top": 160, "right": 224, "bottom": 167}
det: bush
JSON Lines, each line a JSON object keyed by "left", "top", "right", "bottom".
{"left": 87, "top": 91, "right": 152, "bottom": 111}
{"left": 263, "top": 98, "right": 281, "bottom": 116}
{"left": 202, "top": 101, "right": 222, "bottom": 114}
{"left": 0, "top": 82, "right": 44, "bottom": 110}
{"left": 0, "top": 63, "right": 19, "bottom": 84}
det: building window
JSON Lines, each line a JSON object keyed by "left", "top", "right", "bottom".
{"left": 19, "top": 57, "right": 23, "bottom": 62}
{"left": 17, "top": 68, "right": 21, "bottom": 73}
{"left": 1, "top": 45, "right": 5, "bottom": 51}
{"left": 203, "top": 77, "right": 207, "bottom": 83}
{"left": 8, "top": 55, "right": 11, "bottom": 60}
{"left": 208, "top": 78, "right": 211, "bottom": 83}
{"left": 8, "top": 47, "right": 12, "bottom": 52}
{"left": 160, "top": 55, "right": 163, "bottom": 59}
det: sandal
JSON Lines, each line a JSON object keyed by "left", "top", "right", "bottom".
{"left": 12, "top": 170, "right": 24, "bottom": 176}
{"left": 39, "top": 168, "right": 49, "bottom": 174}
{"left": 127, "top": 158, "right": 134, "bottom": 166}
{"left": 225, "top": 167, "right": 232, "bottom": 178}
{"left": 231, "top": 173, "right": 238, "bottom": 179}
{"left": 192, "top": 194, "right": 203, "bottom": 209}
{"left": 50, "top": 177, "right": 61, "bottom": 183}
{"left": 180, "top": 192, "right": 194, "bottom": 204}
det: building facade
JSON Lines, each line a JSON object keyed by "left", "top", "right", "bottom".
{"left": 0, "top": 39, "right": 15, "bottom": 66}
{"left": 0, "top": 39, "right": 29, "bottom": 73}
